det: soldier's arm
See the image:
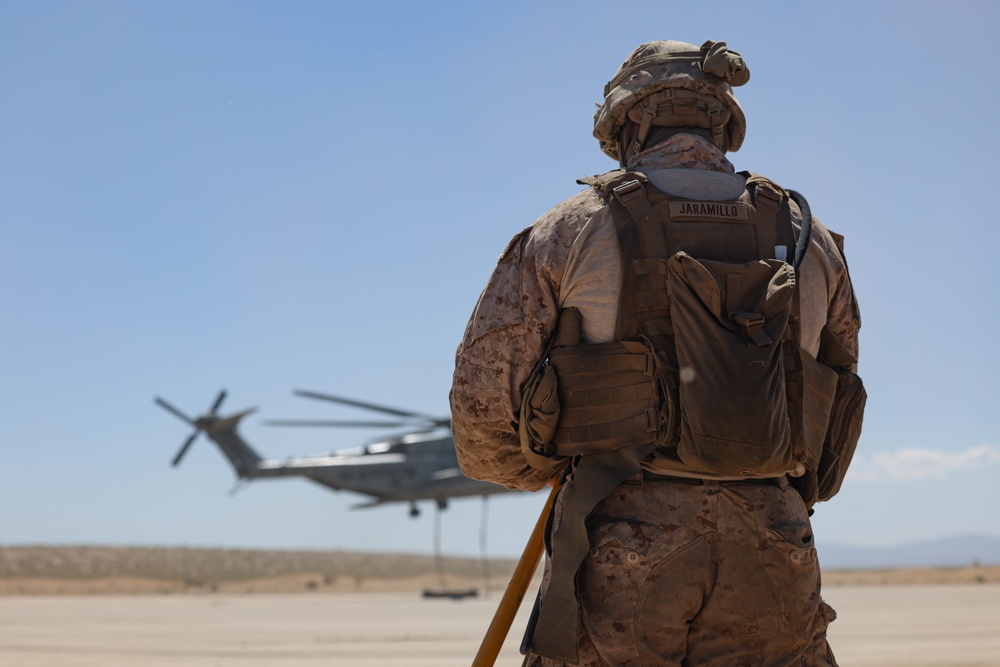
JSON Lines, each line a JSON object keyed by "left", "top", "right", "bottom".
{"left": 449, "top": 229, "right": 558, "bottom": 491}
{"left": 450, "top": 193, "right": 600, "bottom": 491}
{"left": 792, "top": 198, "right": 861, "bottom": 374}
{"left": 818, "top": 221, "right": 862, "bottom": 373}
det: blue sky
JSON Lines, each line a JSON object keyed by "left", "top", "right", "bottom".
{"left": 2, "top": 1, "right": 998, "bottom": 559}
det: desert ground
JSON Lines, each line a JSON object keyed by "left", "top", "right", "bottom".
{"left": 1, "top": 547, "right": 998, "bottom": 666}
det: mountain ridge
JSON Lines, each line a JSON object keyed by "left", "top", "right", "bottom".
{"left": 817, "top": 533, "right": 1000, "bottom": 569}
{"left": 2, "top": 533, "right": 998, "bottom": 574}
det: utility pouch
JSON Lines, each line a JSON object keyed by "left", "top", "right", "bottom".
{"left": 800, "top": 351, "right": 839, "bottom": 471}
{"left": 791, "top": 352, "right": 839, "bottom": 507}
{"left": 816, "top": 370, "right": 866, "bottom": 501}
{"left": 666, "top": 252, "right": 796, "bottom": 475}
{"left": 521, "top": 365, "right": 562, "bottom": 462}
{"left": 547, "top": 340, "right": 659, "bottom": 455}
{"left": 518, "top": 309, "right": 584, "bottom": 471}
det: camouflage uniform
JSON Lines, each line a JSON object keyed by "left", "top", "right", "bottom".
{"left": 450, "top": 44, "right": 860, "bottom": 667}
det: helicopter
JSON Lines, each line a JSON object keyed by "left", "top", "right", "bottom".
{"left": 154, "top": 389, "right": 519, "bottom": 517}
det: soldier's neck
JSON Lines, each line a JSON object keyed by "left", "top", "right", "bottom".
{"left": 627, "top": 133, "right": 735, "bottom": 175}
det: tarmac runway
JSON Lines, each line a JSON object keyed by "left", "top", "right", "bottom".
{"left": 1, "top": 585, "right": 998, "bottom": 666}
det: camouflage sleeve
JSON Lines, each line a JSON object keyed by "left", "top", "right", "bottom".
{"left": 810, "top": 216, "right": 862, "bottom": 373}
{"left": 824, "top": 225, "right": 862, "bottom": 372}
{"left": 450, "top": 191, "right": 604, "bottom": 491}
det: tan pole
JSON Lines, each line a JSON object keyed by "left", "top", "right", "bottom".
{"left": 471, "top": 476, "right": 562, "bottom": 667}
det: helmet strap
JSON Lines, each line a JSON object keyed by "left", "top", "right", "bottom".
{"left": 624, "top": 89, "right": 732, "bottom": 159}
{"left": 625, "top": 97, "right": 659, "bottom": 166}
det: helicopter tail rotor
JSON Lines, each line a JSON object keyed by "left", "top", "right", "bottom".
{"left": 154, "top": 390, "right": 227, "bottom": 467}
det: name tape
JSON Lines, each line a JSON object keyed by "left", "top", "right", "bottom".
{"left": 669, "top": 201, "right": 748, "bottom": 221}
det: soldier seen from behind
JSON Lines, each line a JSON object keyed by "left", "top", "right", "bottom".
{"left": 451, "top": 39, "right": 866, "bottom": 666}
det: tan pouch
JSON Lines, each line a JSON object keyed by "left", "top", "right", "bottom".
{"left": 800, "top": 351, "right": 839, "bottom": 471}
{"left": 817, "top": 371, "right": 867, "bottom": 501}
{"left": 547, "top": 340, "right": 660, "bottom": 455}
{"left": 520, "top": 364, "right": 563, "bottom": 468}
{"left": 666, "top": 252, "right": 796, "bottom": 475}
{"left": 518, "top": 309, "right": 584, "bottom": 471}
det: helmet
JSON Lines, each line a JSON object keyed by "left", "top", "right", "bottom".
{"left": 593, "top": 40, "right": 750, "bottom": 162}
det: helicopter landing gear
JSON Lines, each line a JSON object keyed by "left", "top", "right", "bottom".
{"left": 409, "top": 498, "right": 448, "bottom": 519}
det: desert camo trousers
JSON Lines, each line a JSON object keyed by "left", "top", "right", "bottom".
{"left": 526, "top": 476, "right": 838, "bottom": 667}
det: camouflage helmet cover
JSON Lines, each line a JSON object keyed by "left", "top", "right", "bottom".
{"left": 594, "top": 40, "right": 750, "bottom": 160}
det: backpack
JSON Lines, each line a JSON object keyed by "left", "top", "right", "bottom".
{"left": 526, "top": 170, "right": 821, "bottom": 478}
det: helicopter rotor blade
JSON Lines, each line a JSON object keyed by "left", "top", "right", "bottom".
{"left": 209, "top": 390, "right": 227, "bottom": 416}
{"left": 261, "top": 419, "right": 415, "bottom": 428}
{"left": 155, "top": 397, "right": 196, "bottom": 426}
{"left": 293, "top": 389, "right": 448, "bottom": 425}
{"left": 293, "top": 390, "right": 425, "bottom": 418}
{"left": 171, "top": 430, "right": 199, "bottom": 467}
